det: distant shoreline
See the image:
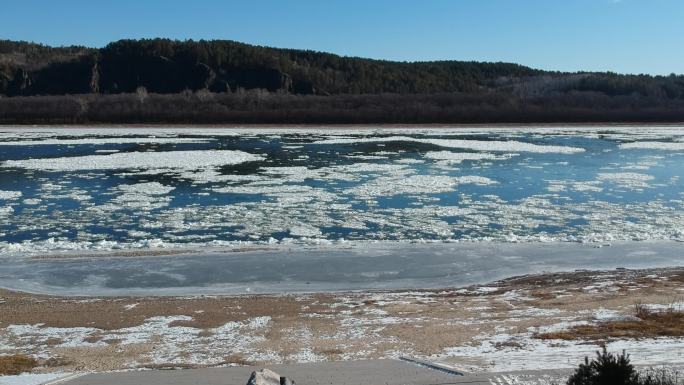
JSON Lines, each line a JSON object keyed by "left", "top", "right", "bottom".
{"left": 2, "top": 122, "right": 684, "bottom": 128}
{"left": 2, "top": 91, "right": 684, "bottom": 126}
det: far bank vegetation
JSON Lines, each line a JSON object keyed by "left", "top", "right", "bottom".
{"left": 2, "top": 89, "right": 684, "bottom": 124}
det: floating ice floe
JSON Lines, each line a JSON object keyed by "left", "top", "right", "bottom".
{"left": 344, "top": 175, "right": 497, "bottom": 198}
{"left": 118, "top": 182, "right": 175, "bottom": 196}
{"left": 0, "top": 190, "right": 22, "bottom": 200}
{"left": 0, "top": 137, "right": 214, "bottom": 146}
{"left": 313, "top": 136, "right": 585, "bottom": 153}
{"left": 101, "top": 182, "right": 177, "bottom": 211}
{"left": 1, "top": 150, "right": 265, "bottom": 172}
{"left": 546, "top": 180, "right": 604, "bottom": 193}
{"left": 0, "top": 206, "right": 13, "bottom": 218}
{"left": 597, "top": 172, "right": 655, "bottom": 190}
{"left": 619, "top": 141, "right": 684, "bottom": 151}
{"left": 423, "top": 151, "right": 509, "bottom": 165}
{"left": 395, "top": 158, "right": 425, "bottom": 164}
{"left": 289, "top": 225, "right": 323, "bottom": 238}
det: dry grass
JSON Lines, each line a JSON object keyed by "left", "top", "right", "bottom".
{"left": 535, "top": 331, "right": 578, "bottom": 340}
{"left": 42, "top": 356, "right": 72, "bottom": 368}
{"left": 537, "top": 303, "right": 684, "bottom": 341}
{"left": 82, "top": 334, "right": 102, "bottom": 344}
{"left": 141, "top": 363, "right": 199, "bottom": 370}
{"left": 494, "top": 340, "right": 523, "bottom": 349}
{"left": 221, "top": 355, "right": 255, "bottom": 366}
{"left": 319, "top": 348, "right": 345, "bottom": 356}
{"left": 530, "top": 291, "right": 556, "bottom": 300}
{"left": 0, "top": 354, "right": 38, "bottom": 375}
{"left": 0, "top": 288, "right": 306, "bottom": 330}
{"left": 670, "top": 274, "right": 684, "bottom": 283}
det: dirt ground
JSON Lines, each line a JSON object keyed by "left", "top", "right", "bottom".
{"left": 1, "top": 267, "right": 683, "bottom": 373}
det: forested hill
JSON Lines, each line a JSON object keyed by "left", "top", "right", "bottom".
{"left": 2, "top": 39, "right": 684, "bottom": 124}
{"left": 2, "top": 38, "right": 683, "bottom": 98}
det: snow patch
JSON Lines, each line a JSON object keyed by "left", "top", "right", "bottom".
{"left": 0, "top": 373, "right": 70, "bottom": 385}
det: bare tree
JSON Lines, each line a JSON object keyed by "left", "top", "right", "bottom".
{"left": 135, "top": 86, "right": 148, "bottom": 104}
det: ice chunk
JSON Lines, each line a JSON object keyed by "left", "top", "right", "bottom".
{"left": 598, "top": 172, "right": 654, "bottom": 190}
{"left": 313, "top": 136, "right": 585, "bottom": 153}
{"left": 619, "top": 141, "right": 684, "bottom": 150}
{"left": 0, "top": 190, "right": 22, "bottom": 200}
{"left": 2, "top": 150, "right": 264, "bottom": 172}
{"left": 0, "top": 137, "right": 213, "bottom": 146}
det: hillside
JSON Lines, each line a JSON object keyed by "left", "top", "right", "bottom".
{"left": 1, "top": 38, "right": 684, "bottom": 124}
{"left": 1, "top": 38, "right": 682, "bottom": 98}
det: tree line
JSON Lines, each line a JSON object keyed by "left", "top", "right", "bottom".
{"left": 0, "top": 38, "right": 683, "bottom": 123}
{"left": 2, "top": 38, "right": 683, "bottom": 98}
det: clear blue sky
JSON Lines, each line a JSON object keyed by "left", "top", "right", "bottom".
{"left": 3, "top": 0, "right": 682, "bottom": 75}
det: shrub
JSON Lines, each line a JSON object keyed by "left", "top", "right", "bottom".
{"left": 538, "top": 302, "right": 684, "bottom": 341}
{"left": 638, "top": 368, "right": 680, "bottom": 385}
{"left": 0, "top": 354, "right": 38, "bottom": 375}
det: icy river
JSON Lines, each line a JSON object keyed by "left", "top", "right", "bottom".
{"left": 0, "top": 126, "right": 683, "bottom": 294}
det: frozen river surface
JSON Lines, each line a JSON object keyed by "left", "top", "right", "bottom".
{"left": 0, "top": 126, "right": 683, "bottom": 294}
{"left": 0, "top": 241, "right": 682, "bottom": 295}
{"left": 1, "top": 126, "right": 683, "bottom": 252}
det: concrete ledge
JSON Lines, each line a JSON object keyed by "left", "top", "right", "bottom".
{"left": 62, "top": 359, "right": 470, "bottom": 385}
{"left": 399, "top": 356, "right": 466, "bottom": 376}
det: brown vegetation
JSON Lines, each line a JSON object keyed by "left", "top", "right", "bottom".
{"left": 0, "top": 354, "right": 38, "bottom": 375}
{"left": 537, "top": 303, "right": 684, "bottom": 341}
{"left": 494, "top": 340, "right": 524, "bottom": 349}
{"left": 0, "top": 289, "right": 303, "bottom": 330}
{"left": 220, "top": 355, "right": 256, "bottom": 367}
{"left": 1, "top": 91, "right": 684, "bottom": 125}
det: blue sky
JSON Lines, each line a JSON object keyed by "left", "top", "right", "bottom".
{"left": 3, "top": 0, "right": 682, "bottom": 75}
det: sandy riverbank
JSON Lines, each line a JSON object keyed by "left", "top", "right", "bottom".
{"left": 1, "top": 267, "right": 683, "bottom": 374}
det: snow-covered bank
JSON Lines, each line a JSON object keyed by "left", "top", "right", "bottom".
{"left": 1, "top": 267, "right": 682, "bottom": 373}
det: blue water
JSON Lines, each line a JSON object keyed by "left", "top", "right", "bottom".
{"left": 0, "top": 127, "right": 683, "bottom": 255}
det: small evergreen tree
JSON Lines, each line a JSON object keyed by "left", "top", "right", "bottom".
{"left": 567, "top": 348, "right": 678, "bottom": 385}
{"left": 568, "top": 348, "right": 637, "bottom": 385}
